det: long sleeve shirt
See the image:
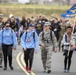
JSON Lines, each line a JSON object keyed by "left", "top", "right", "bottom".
{"left": 62, "top": 33, "right": 73, "bottom": 50}
{"left": 21, "top": 29, "right": 39, "bottom": 51}
{"left": 0, "top": 28, "right": 17, "bottom": 48}
{"left": 39, "top": 30, "right": 58, "bottom": 48}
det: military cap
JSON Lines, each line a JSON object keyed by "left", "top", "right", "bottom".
{"left": 44, "top": 22, "right": 51, "bottom": 26}
{"left": 0, "top": 14, "right": 3, "bottom": 18}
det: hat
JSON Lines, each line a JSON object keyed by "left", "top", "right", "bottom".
{"left": 9, "top": 14, "right": 14, "bottom": 18}
{"left": 16, "top": 17, "right": 19, "bottom": 21}
{"left": 29, "top": 23, "right": 35, "bottom": 27}
{"left": 44, "top": 22, "right": 51, "bottom": 26}
{"left": 0, "top": 14, "right": 3, "bottom": 18}
{"left": 66, "top": 26, "right": 72, "bottom": 29}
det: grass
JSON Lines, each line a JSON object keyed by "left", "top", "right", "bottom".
{"left": 0, "top": 4, "right": 71, "bottom": 19}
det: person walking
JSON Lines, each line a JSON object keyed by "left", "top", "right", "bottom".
{"left": 62, "top": 26, "right": 74, "bottom": 73}
{"left": 39, "top": 22, "right": 58, "bottom": 73}
{"left": 21, "top": 23, "right": 39, "bottom": 73}
{"left": 58, "top": 18, "right": 67, "bottom": 51}
{"left": 0, "top": 21, "right": 17, "bottom": 70}
{"left": 0, "top": 14, "right": 4, "bottom": 68}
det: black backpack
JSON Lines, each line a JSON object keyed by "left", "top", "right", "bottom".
{"left": 25, "top": 31, "right": 35, "bottom": 42}
{"left": 42, "top": 30, "right": 53, "bottom": 41}
{"left": 65, "top": 34, "right": 67, "bottom": 42}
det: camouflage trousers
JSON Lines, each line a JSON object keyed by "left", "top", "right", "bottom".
{"left": 41, "top": 46, "right": 52, "bottom": 70}
{"left": 58, "top": 35, "right": 63, "bottom": 51}
{"left": 0, "top": 47, "right": 2, "bottom": 65}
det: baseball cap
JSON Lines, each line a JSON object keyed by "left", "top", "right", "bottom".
{"left": 44, "top": 22, "right": 51, "bottom": 26}
{"left": 29, "top": 23, "right": 35, "bottom": 27}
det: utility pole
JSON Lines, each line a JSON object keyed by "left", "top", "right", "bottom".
{"left": 67, "top": 0, "right": 70, "bottom": 6}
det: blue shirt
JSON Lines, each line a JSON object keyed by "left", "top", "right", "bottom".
{"left": 0, "top": 28, "right": 17, "bottom": 48}
{"left": 21, "top": 29, "right": 39, "bottom": 51}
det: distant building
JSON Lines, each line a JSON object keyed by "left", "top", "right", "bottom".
{"left": 30, "top": 0, "right": 52, "bottom": 4}
{"left": 0, "top": 0, "right": 18, "bottom": 3}
{"left": 70, "top": 0, "right": 76, "bottom": 4}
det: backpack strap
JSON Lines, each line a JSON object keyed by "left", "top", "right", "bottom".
{"left": 65, "top": 34, "right": 67, "bottom": 42}
{"left": 50, "top": 30, "right": 52, "bottom": 41}
{"left": 25, "top": 31, "right": 27, "bottom": 41}
{"left": 33, "top": 32, "right": 35, "bottom": 42}
{"left": 42, "top": 30, "right": 52, "bottom": 41}
{"left": 42, "top": 31, "right": 44, "bottom": 40}
{"left": 25, "top": 31, "right": 35, "bottom": 42}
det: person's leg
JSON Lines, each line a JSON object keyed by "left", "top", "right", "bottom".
{"left": 24, "top": 49, "right": 29, "bottom": 70}
{"left": 7, "top": 45, "right": 13, "bottom": 70}
{"left": 41, "top": 48, "right": 47, "bottom": 71}
{"left": 67, "top": 50, "right": 73, "bottom": 71}
{"left": 2, "top": 44, "right": 8, "bottom": 70}
{"left": 0, "top": 47, "right": 2, "bottom": 68}
{"left": 46, "top": 47, "right": 52, "bottom": 73}
{"left": 29, "top": 48, "right": 34, "bottom": 71}
{"left": 64, "top": 50, "right": 68, "bottom": 71}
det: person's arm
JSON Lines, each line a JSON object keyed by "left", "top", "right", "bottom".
{"left": 39, "top": 32, "right": 44, "bottom": 46}
{"left": 52, "top": 31, "right": 58, "bottom": 52}
{"left": 0, "top": 31, "right": 2, "bottom": 46}
{"left": 71, "top": 34, "right": 76, "bottom": 49}
{"left": 21, "top": 32, "right": 26, "bottom": 49}
{"left": 12, "top": 30, "right": 17, "bottom": 49}
{"left": 34, "top": 32, "right": 39, "bottom": 51}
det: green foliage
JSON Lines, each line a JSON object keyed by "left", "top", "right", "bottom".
{"left": 0, "top": 4, "right": 70, "bottom": 18}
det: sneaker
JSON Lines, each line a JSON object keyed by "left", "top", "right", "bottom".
{"left": 67, "top": 70, "right": 70, "bottom": 73}
{"left": 25, "top": 66, "right": 28, "bottom": 71}
{"left": 3, "top": 67, "right": 7, "bottom": 70}
{"left": 28, "top": 69, "right": 31, "bottom": 73}
{"left": 64, "top": 69, "right": 67, "bottom": 73}
{"left": 0, "top": 65, "right": 3, "bottom": 68}
{"left": 43, "top": 69, "right": 46, "bottom": 73}
{"left": 9, "top": 66, "right": 14, "bottom": 70}
{"left": 47, "top": 70, "right": 51, "bottom": 73}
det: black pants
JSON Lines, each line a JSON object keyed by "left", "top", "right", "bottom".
{"left": 24, "top": 48, "right": 34, "bottom": 69}
{"left": 64, "top": 50, "right": 73, "bottom": 70}
{"left": 2, "top": 44, "right": 13, "bottom": 67}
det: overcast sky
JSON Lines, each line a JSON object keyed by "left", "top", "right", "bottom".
{"left": 18, "top": 0, "right": 30, "bottom": 4}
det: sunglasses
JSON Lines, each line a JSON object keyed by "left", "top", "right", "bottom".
{"left": 6, "top": 26, "right": 10, "bottom": 27}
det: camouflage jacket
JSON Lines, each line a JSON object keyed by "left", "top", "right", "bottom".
{"left": 39, "top": 30, "right": 58, "bottom": 48}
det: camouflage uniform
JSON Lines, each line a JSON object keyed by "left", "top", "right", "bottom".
{"left": 0, "top": 44, "right": 2, "bottom": 67}
{"left": 0, "top": 14, "right": 4, "bottom": 68}
{"left": 71, "top": 33, "right": 76, "bottom": 46}
{"left": 58, "top": 23, "right": 66, "bottom": 51}
{"left": 39, "top": 29, "right": 58, "bottom": 71}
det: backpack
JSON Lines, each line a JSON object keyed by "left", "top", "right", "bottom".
{"left": 2, "top": 29, "right": 13, "bottom": 41}
{"left": 42, "top": 30, "right": 53, "bottom": 41}
{"left": 25, "top": 31, "right": 35, "bottom": 42}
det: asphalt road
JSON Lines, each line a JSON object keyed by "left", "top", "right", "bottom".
{"left": 0, "top": 45, "right": 76, "bottom": 75}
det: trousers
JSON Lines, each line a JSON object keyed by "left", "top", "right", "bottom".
{"left": 2, "top": 44, "right": 13, "bottom": 67}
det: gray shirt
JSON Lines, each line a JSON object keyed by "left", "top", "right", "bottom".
{"left": 62, "top": 33, "right": 73, "bottom": 50}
